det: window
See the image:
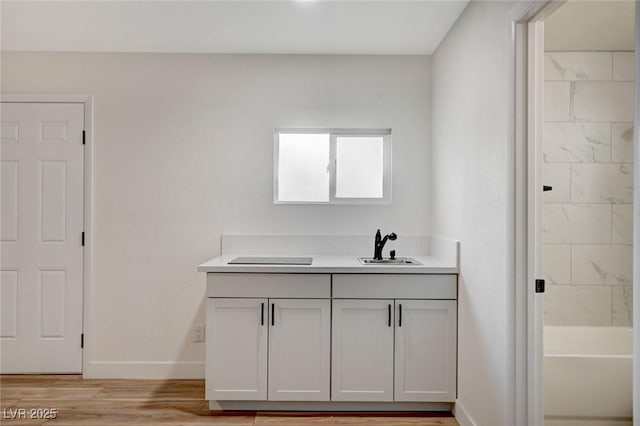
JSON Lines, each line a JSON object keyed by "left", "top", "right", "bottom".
{"left": 274, "top": 129, "right": 391, "bottom": 204}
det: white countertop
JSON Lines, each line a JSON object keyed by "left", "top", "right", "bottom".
{"left": 198, "top": 254, "right": 458, "bottom": 274}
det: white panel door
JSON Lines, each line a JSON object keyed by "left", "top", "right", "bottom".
{"left": 394, "top": 300, "right": 457, "bottom": 402}
{"left": 268, "top": 299, "right": 330, "bottom": 401}
{"left": 1, "top": 102, "right": 84, "bottom": 373}
{"left": 206, "top": 298, "right": 268, "bottom": 401}
{"left": 331, "top": 299, "right": 394, "bottom": 401}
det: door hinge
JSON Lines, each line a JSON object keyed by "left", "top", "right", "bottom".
{"left": 81, "top": 333, "right": 84, "bottom": 348}
{"left": 82, "top": 130, "right": 86, "bottom": 145}
{"left": 81, "top": 232, "right": 85, "bottom": 246}
{"left": 535, "top": 279, "right": 545, "bottom": 293}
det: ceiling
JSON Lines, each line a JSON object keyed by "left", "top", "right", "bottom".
{"left": 545, "top": 0, "right": 635, "bottom": 51}
{"left": 0, "top": 1, "right": 469, "bottom": 55}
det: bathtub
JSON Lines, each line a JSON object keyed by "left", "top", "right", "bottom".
{"left": 544, "top": 326, "right": 633, "bottom": 421}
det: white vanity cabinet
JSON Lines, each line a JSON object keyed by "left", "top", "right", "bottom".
{"left": 206, "top": 274, "right": 331, "bottom": 402}
{"left": 331, "top": 274, "right": 457, "bottom": 403}
{"left": 204, "top": 270, "right": 457, "bottom": 408}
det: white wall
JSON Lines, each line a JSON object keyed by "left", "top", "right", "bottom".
{"left": 1, "top": 52, "right": 432, "bottom": 377}
{"left": 544, "top": 1, "right": 635, "bottom": 52}
{"left": 431, "top": 1, "right": 515, "bottom": 425}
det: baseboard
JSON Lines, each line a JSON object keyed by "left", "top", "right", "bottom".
{"left": 544, "top": 417, "right": 632, "bottom": 426}
{"left": 453, "top": 399, "right": 478, "bottom": 426}
{"left": 211, "top": 401, "right": 453, "bottom": 412}
{"left": 83, "top": 361, "right": 205, "bottom": 379}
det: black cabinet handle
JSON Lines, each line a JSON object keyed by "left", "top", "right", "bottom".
{"left": 271, "top": 303, "right": 275, "bottom": 326}
{"left": 398, "top": 304, "right": 402, "bottom": 327}
{"left": 261, "top": 303, "right": 265, "bottom": 326}
{"left": 388, "top": 304, "right": 392, "bottom": 327}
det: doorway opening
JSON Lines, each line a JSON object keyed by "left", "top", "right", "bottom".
{"left": 541, "top": 2, "right": 635, "bottom": 424}
{"left": 513, "top": 2, "right": 637, "bottom": 425}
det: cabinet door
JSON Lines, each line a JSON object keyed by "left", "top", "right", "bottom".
{"left": 331, "top": 299, "right": 394, "bottom": 401}
{"left": 394, "top": 299, "right": 457, "bottom": 402}
{"left": 206, "top": 298, "right": 268, "bottom": 400}
{"left": 268, "top": 299, "right": 330, "bottom": 401}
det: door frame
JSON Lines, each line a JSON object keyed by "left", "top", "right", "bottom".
{"left": 1, "top": 93, "right": 94, "bottom": 376}
{"left": 508, "top": 1, "right": 564, "bottom": 425}
{"left": 633, "top": 5, "right": 640, "bottom": 422}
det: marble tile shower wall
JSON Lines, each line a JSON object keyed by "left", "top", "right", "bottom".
{"left": 543, "top": 51, "right": 634, "bottom": 327}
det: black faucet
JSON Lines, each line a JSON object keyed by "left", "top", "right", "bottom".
{"left": 373, "top": 229, "right": 397, "bottom": 260}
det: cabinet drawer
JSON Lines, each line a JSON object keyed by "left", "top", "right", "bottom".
{"left": 207, "top": 273, "right": 331, "bottom": 298}
{"left": 332, "top": 274, "right": 457, "bottom": 299}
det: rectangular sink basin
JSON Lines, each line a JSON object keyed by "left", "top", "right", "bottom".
{"left": 228, "top": 256, "right": 313, "bottom": 265}
{"left": 358, "top": 257, "right": 422, "bottom": 265}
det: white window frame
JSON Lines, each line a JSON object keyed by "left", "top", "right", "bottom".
{"left": 273, "top": 128, "right": 392, "bottom": 205}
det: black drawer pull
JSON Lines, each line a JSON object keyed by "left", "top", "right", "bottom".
{"left": 388, "top": 304, "right": 392, "bottom": 327}
{"left": 271, "top": 303, "right": 275, "bottom": 326}
{"left": 398, "top": 304, "right": 402, "bottom": 327}
{"left": 261, "top": 303, "right": 265, "bottom": 325}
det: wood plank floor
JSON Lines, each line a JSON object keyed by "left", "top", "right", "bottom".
{"left": 1, "top": 375, "right": 458, "bottom": 425}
